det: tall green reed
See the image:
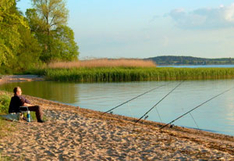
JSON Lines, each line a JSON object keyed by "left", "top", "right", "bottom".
{"left": 43, "top": 67, "right": 234, "bottom": 82}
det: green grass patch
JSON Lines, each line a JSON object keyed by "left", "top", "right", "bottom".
{"left": 0, "top": 117, "right": 16, "bottom": 138}
{"left": 42, "top": 67, "right": 234, "bottom": 82}
{"left": 0, "top": 93, "right": 15, "bottom": 139}
{"left": 0, "top": 94, "right": 10, "bottom": 115}
{"left": 0, "top": 153, "right": 11, "bottom": 161}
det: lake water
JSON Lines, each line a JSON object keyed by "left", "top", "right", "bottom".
{"left": 1, "top": 80, "right": 234, "bottom": 136}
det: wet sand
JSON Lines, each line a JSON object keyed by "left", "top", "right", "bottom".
{"left": 0, "top": 76, "right": 233, "bottom": 160}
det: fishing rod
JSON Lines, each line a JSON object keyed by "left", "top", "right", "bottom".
{"left": 102, "top": 84, "right": 166, "bottom": 116}
{"left": 135, "top": 80, "right": 185, "bottom": 124}
{"left": 160, "top": 86, "right": 234, "bottom": 130}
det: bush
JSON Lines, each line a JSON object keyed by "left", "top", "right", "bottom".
{"left": 0, "top": 94, "right": 11, "bottom": 114}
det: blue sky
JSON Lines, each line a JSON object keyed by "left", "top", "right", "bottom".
{"left": 17, "top": 0, "right": 234, "bottom": 59}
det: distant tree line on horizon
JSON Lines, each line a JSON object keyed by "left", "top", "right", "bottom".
{"left": 0, "top": 0, "right": 79, "bottom": 74}
{"left": 147, "top": 56, "right": 234, "bottom": 66}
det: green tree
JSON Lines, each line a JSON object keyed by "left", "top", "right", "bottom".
{"left": 27, "top": 0, "right": 79, "bottom": 63}
{"left": 0, "top": 0, "right": 28, "bottom": 66}
{"left": 51, "top": 25, "right": 79, "bottom": 61}
{"left": 12, "top": 25, "right": 42, "bottom": 72}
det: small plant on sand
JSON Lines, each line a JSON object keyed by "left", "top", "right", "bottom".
{"left": 0, "top": 153, "right": 11, "bottom": 161}
{"left": 0, "top": 117, "right": 16, "bottom": 138}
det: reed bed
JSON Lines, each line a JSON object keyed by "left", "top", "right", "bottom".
{"left": 43, "top": 67, "right": 234, "bottom": 82}
{"left": 48, "top": 59, "right": 156, "bottom": 68}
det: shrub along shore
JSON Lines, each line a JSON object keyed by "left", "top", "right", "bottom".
{"left": 42, "top": 67, "right": 234, "bottom": 82}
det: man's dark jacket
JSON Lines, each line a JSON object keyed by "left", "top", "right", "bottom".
{"left": 8, "top": 95, "right": 31, "bottom": 113}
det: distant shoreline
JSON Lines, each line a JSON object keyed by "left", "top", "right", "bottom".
{"left": 147, "top": 55, "right": 234, "bottom": 66}
{"left": 157, "top": 64, "right": 234, "bottom": 68}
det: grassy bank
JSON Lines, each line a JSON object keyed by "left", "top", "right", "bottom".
{"left": 43, "top": 67, "right": 234, "bottom": 82}
{"left": 0, "top": 93, "right": 15, "bottom": 138}
{"left": 0, "top": 92, "right": 15, "bottom": 161}
{"left": 0, "top": 93, "right": 15, "bottom": 160}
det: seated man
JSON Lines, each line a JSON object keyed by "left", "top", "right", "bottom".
{"left": 8, "top": 86, "right": 45, "bottom": 123}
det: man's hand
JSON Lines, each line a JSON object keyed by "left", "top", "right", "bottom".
{"left": 23, "top": 103, "right": 32, "bottom": 106}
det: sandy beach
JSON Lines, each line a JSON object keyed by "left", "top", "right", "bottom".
{"left": 0, "top": 76, "right": 233, "bottom": 160}
{"left": 0, "top": 75, "right": 44, "bottom": 85}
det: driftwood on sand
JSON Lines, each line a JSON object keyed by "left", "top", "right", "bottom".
{"left": 0, "top": 76, "right": 233, "bottom": 160}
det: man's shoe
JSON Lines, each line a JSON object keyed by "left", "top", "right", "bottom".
{"left": 38, "top": 120, "right": 45, "bottom": 123}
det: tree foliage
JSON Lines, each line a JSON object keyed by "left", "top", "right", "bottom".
{"left": 27, "top": 0, "right": 79, "bottom": 63}
{"left": 0, "top": 0, "right": 27, "bottom": 66}
{"left": 12, "top": 25, "right": 42, "bottom": 72}
{"left": 0, "top": 0, "right": 42, "bottom": 74}
{"left": 51, "top": 25, "right": 79, "bottom": 61}
{"left": 0, "top": 0, "right": 79, "bottom": 74}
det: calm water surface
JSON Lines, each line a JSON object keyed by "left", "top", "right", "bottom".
{"left": 1, "top": 80, "right": 233, "bottom": 136}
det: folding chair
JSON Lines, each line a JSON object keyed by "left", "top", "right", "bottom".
{"left": 19, "top": 106, "right": 32, "bottom": 122}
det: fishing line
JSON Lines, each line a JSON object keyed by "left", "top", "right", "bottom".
{"left": 155, "top": 107, "right": 162, "bottom": 123}
{"left": 189, "top": 112, "right": 199, "bottom": 129}
{"left": 135, "top": 80, "right": 185, "bottom": 124}
{"left": 102, "top": 84, "right": 166, "bottom": 116}
{"left": 160, "top": 86, "right": 234, "bottom": 130}
{"left": 140, "top": 102, "right": 162, "bottom": 122}
{"left": 181, "top": 106, "right": 199, "bottom": 129}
